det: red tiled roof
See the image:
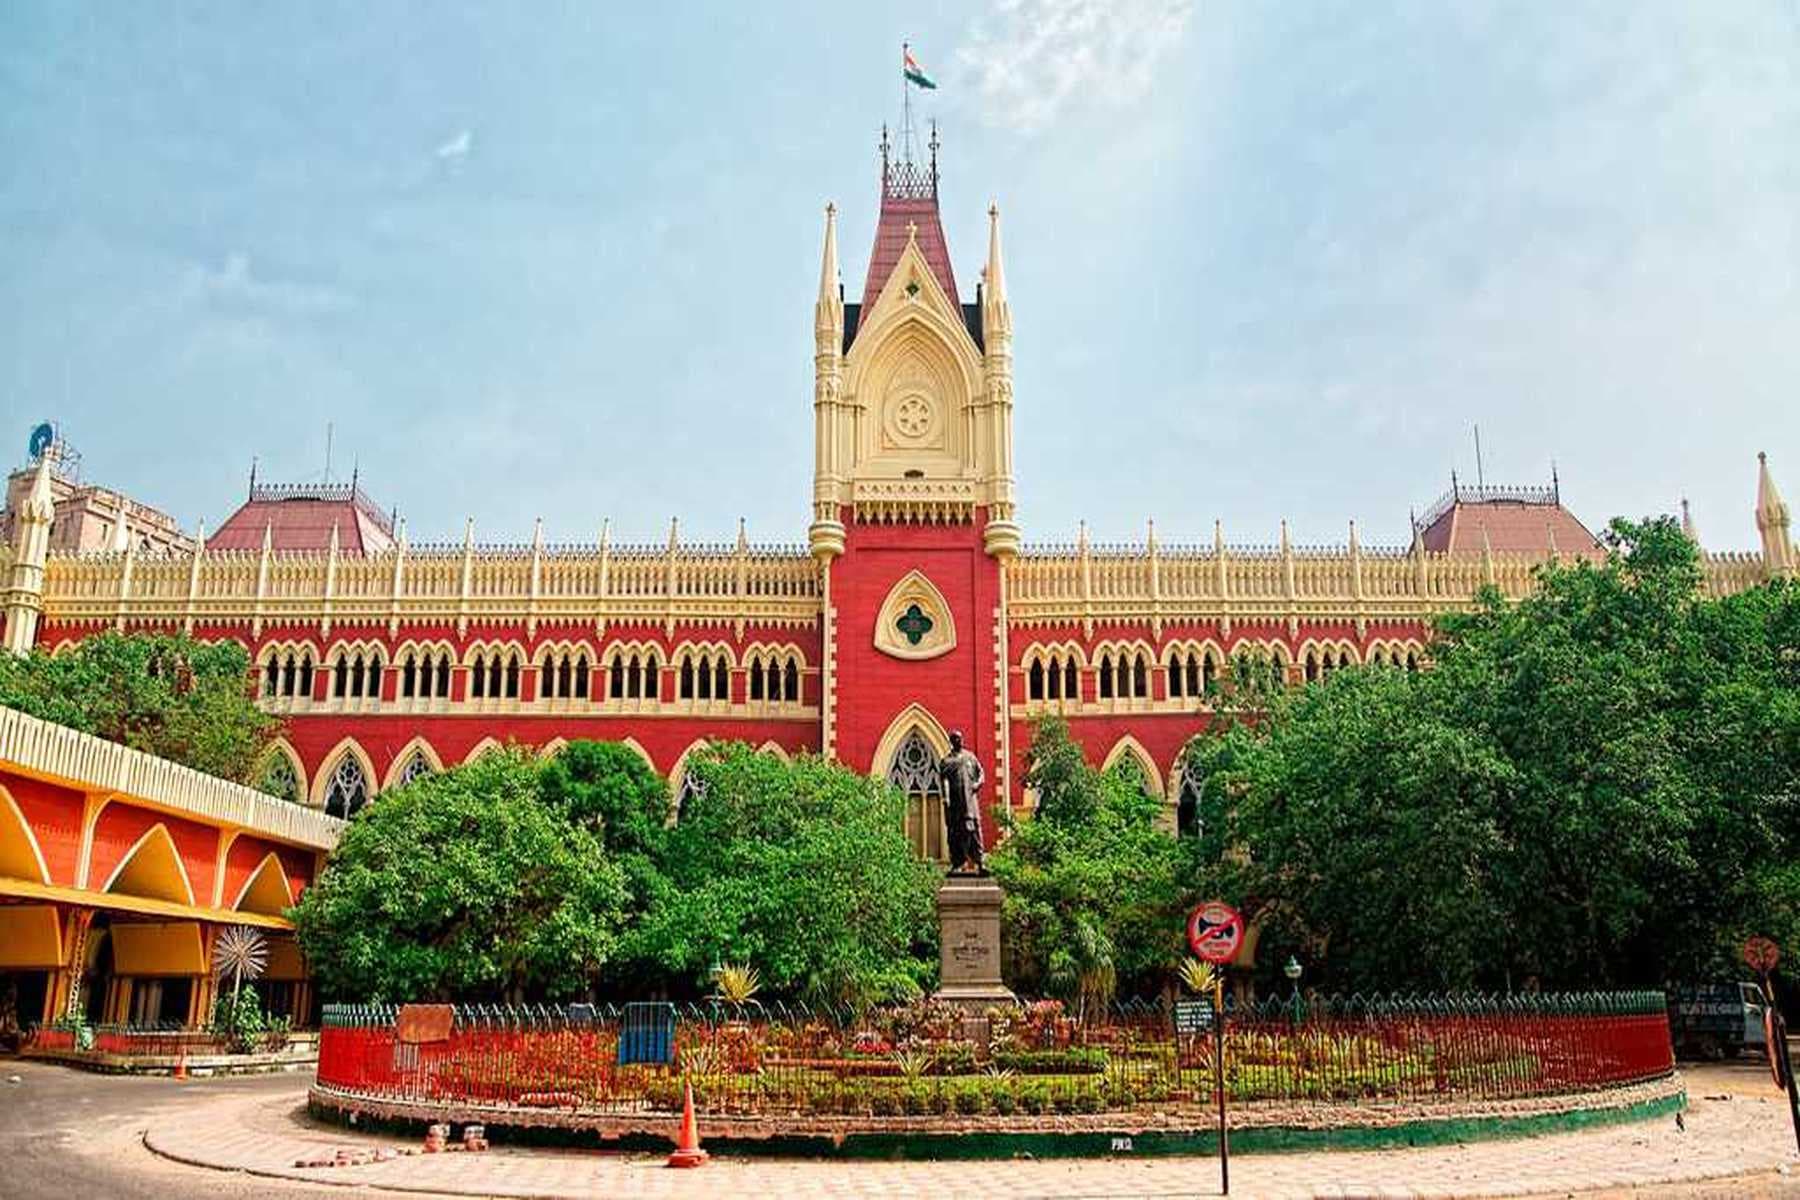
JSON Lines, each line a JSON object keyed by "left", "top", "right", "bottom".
{"left": 210, "top": 484, "right": 396, "bottom": 555}
{"left": 1418, "top": 499, "right": 1602, "bottom": 559}
{"left": 861, "top": 193, "right": 960, "bottom": 317}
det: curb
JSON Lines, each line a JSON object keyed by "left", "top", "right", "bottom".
{"left": 303, "top": 1083, "right": 1687, "bottom": 1161}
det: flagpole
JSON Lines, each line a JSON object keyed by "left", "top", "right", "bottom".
{"left": 901, "top": 41, "right": 912, "bottom": 165}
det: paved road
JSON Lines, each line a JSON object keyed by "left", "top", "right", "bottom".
{"left": 1, "top": 1055, "right": 1795, "bottom": 1199}
{"left": 0, "top": 1059, "right": 442, "bottom": 1199}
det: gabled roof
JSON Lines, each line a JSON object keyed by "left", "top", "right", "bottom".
{"left": 1414, "top": 483, "right": 1602, "bottom": 559}
{"left": 210, "top": 482, "right": 396, "bottom": 555}
{"left": 855, "top": 141, "right": 960, "bottom": 341}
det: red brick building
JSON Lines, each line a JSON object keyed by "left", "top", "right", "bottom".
{"left": 2, "top": 134, "right": 1790, "bottom": 857}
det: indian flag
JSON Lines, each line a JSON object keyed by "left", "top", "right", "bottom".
{"left": 903, "top": 47, "right": 937, "bottom": 90}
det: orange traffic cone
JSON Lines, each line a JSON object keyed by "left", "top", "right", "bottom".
{"left": 173, "top": 1047, "right": 188, "bottom": 1082}
{"left": 665, "top": 1083, "right": 708, "bottom": 1168}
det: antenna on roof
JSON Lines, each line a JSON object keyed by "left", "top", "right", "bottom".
{"left": 248, "top": 457, "right": 258, "bottom": 500}
{"left": 1473, "top": 424, "right": 1485, "bottom": 490}
{"left": 1551, "top": 460, "right": 1560, "bottom": 504}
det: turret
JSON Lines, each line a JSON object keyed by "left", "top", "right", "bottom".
{"left": 3, "top": 455, "right": 55, "bottom": 655}
{"left": 1756, "top": 452, "right": 1793, "bottom": 578}
{"left": 809, "top": 202, "right": 847, "bottom": 563}
{"left": 981, "top": 203, "right": 1020, "bottom": 559}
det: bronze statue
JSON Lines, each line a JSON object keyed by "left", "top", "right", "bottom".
{"left": 939, "top": 730, "right": 986, "bottom": 873}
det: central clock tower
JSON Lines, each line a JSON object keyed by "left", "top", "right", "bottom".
{"left": 809, "top": 130, "right": 1018, "bottom": 845}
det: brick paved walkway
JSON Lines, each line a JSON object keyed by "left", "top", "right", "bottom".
{"left": 141, "top": 1067, "right": 1798, "bottom": 1199}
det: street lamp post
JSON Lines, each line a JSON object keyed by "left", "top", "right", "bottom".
{"left": 1284, "top": 955, "right": 1304, "bottom": 1027}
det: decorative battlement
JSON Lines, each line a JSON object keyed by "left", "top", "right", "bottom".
{"left": 248, "top": 481, "right": 396, "bottom": 538}
{"left": 879, "top": 122, "right": 938, "bottom": 201}
{"left": 1414, "top": 481, "right": 1560, "bottom": 534}
{"left": 40, "top": 536, "right": 820, "bottom": 637}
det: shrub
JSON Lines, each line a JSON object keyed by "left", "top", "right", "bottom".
{"left": 992, "top": 1047, "right": 1108, "bottom": 1074}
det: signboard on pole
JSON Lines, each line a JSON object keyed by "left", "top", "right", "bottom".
{"left": 1744, "top": 935, "right": 1780, "bottom": 975}
{"left": 1187, "top": 900, "right": 1244, "bottom": 965}
{"left": 1173, "top": 998, "right": 1215, "bottom": 1035}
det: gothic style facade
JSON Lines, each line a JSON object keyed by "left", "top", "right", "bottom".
{"left": 3, "top": 139, "right": 1793, "bottom": 855}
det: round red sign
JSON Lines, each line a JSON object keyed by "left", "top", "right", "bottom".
{"left": 1187, "top": 901, "right": 1244, "bottom": 964}
{"left": 1744, "top": 935, "right": 1780, "bottom": 975}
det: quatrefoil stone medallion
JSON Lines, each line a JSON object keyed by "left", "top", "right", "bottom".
{"left": 894, "top": 395, "right": 932, "bottom": 440}
{"left": 896, "top": 603, "right": 934, "bottom": 646}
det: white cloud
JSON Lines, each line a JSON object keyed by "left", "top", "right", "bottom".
{"left": 954, "top": 0, "right": 1194, "bottom": 134}
{"left": 182, "top": 253, "right": 350, "bottom": 316}
{"left": 436, "top": 129, "right": 473, "bottom": 162}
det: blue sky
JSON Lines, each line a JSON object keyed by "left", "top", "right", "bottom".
{"left": 1, "top": 2, "right": 1794, "bottom": 550}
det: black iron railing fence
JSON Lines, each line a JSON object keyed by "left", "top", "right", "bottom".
{"left": 316, "top": 992, "right": 1673, "bottom": 1117}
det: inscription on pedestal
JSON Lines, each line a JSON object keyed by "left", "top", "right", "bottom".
{"left": 932, "top": 874, "right": 1017, "bottom": 1010}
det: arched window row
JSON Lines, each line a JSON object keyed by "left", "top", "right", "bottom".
{"left": 261, "top": 645, "right": 317, "bottom": 700}
{"left": 677, "top": 647, "right": 731, "bottom": 702}
{"left": 1301, "top": 642, "right": 1358, "bottom": 684}
{"left": 540, "top": 647, "right": 592, "bottom": 701}
{"left": 607, "top": 647, "right": 663, "bottom": 701}
{"left": 468, "top": 646, "right": 522, "bottom": 700}
{"left": 1166, "top": 644, "right": 1224, "bottom": 700}
{"left": 1366, "top": 641, "right": 1427, "bottom": 672}
{"left": 331, "top": 647, "right": 385, "bottom": 700}
{"left": 1096, "top": 647, "right": 1153, "bottom": 701}
{"left": 1024, "top": 645, "right": 1081, "bottom": 703}
{"left": 745, "top": 648, "right": 803, "bottom": 704}
{"left": 397, "top": 646, "right": 453, "bottom": 699}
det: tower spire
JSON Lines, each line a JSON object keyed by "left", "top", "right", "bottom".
{"left": 1756, "top": 451, "right": 1793, "bottom": 578}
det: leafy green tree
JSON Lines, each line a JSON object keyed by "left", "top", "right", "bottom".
{"left": 625, "top": 743, "right": 939, "bottom": 1008}
{"left": 1182, "top": 517, "right": 1800, "bottom": 990}
{"left": 990, "top": 719, "right": 1183, "bottom": 1013}
{"left": 0, "top": 632, "right": 280, "bottom": 786}
{"left": 291, "top": 750, "right": 629, "bottom": 1002}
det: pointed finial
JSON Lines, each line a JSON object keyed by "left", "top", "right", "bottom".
{"left": 396, "top": 515, "right": 408, "bottom": 547}
{"left": 1679, "top": 497, "right": 1696, "bottom": 542}
{"left": 736, "top": 516, "right": 748, "bottom": 552}
{"left": 462, "top": 516, "right": 475, "bottom": 548}
{"left": 325, "top": 521, "right": 336, "bottom": 556}
{"left": 1279, "top": 518, "right": 1291, "bottom": 553}
{"left": 193, "top": 520, "right": 206, "bottom": 553}
{"left": 906, "top": 220, "right": 919, "bottom": 245}
{"left": 1546, "top": 524, "right": 1560, "bottom": 560}
{"left": 667, "top": 516, "right": 679, "bottom": 549}
{"left": 1757, "top": 450, "right": 1787, "bottom": 518}
{"left": 599, "top": 517, "right": 611, "bottom": 549}
{"left": 22, "top": 453, "right": 55, "bottom": 524}
{"left": 110, "top": 512, "right": 132, "bottom": 554}
{"left": 985, "top": 203, "right": 1007, "bottom": 302}
{"left": 1348, "top": 519, "right": 1360, "bottom": 551}
{"left": 248, "top": 457, "right": 258, "bottom": 499}
{"left": 1214, "top": 518, "right": 1224, "bottom": 552}
{"left": 260, "top": 520, "right": 273, "bottom": 553}
{"left": 531, "top": 517, "right": 543, "bottom": 550}
{"left": 1077, "top": 520, "right": 1089, "bottom": 552}
{"left": 818, "top": 203, "right": 840, "bottom": 302}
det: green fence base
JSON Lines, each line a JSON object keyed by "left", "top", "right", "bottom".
{"left": 309, "top": 1087, "right": 1684, "bottom": 1161}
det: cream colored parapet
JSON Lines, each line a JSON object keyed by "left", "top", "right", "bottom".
{"left": 1008, "top": 539, "right": 1774, "bottom": 636}
{"left": 0, "top": 703, "right": 341, "bottom": 850}
{"left": 42, "top": 538, "right": 821, "bottom": 639}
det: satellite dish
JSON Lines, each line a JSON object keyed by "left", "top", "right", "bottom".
{"left": 27, "top": 423, "right": 54, "bottom": 461}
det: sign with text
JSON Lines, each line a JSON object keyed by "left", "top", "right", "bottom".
{"left": 1174, "top": 998, "right": 1216, "bottom": 1034}
{"left": 1187, "top": 900, "right": 1244, "bottom": 964}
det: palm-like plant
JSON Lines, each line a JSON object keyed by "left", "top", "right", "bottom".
{"left": 1179, "top": 957, "right": 1218, "bottom": 995}
{"left": 711, "top": 963, "right": 762, "bottom": 1005}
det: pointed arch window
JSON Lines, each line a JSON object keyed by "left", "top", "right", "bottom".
{"left": 324, "top": 755, "right": 370, "bottom": 819}
{"left": 674, "top": 769, "right": 707, "bottom": 822}
{"left": 396, "top": 750, "right": 435, "bottom": 787}
{"left": 1176, "top": 770, "right": 1204, "bottom": 838}
{"left": 1097, "top": 653, "right": 1114, "bottom": 700}
{"left": 262, "top": 648, "right": 317, "bottom": 701}
{"left": 259, "top": 754, "right": 300, "bottom": 804}
{"left": 888, "top": 730, "right": 946, "bottom": 862}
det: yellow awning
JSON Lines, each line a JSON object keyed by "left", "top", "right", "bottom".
{"left": 0, "top": 875, "right": 293, "bottom": 930}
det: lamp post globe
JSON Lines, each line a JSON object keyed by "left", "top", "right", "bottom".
{"left": 1284, "top": 956, "right": 1304, "bottom": 1026}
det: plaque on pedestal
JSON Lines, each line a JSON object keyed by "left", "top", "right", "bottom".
{"left": 932, "top": 873, "right": 1017, "bottom": 1011}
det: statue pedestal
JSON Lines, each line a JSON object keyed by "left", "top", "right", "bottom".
{"left": 932, "top": 874, "right": 1017, "bottom": 1011}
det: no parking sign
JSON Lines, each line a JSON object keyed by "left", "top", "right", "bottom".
{"left": 1187, "top": 900, "right": 1244, "bottom": 965}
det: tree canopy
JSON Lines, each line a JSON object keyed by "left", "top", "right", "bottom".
{"left": 295, "top": 740, "right": 940, "bottom": 1006}
{"left": 1183, "top": 518, "right": 1800, "bottom": 991}
{"left": 291, "top": 749, "right": 630, "bottom": 1002}
{"left": 989, "top": 718, "right": 1183, "bottom": 1013}
{"left": 0, "top": 632, "right": 281, "bottom": 787}
{"left": 624, "top": 743, "right": 940, "bottom": 1008}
